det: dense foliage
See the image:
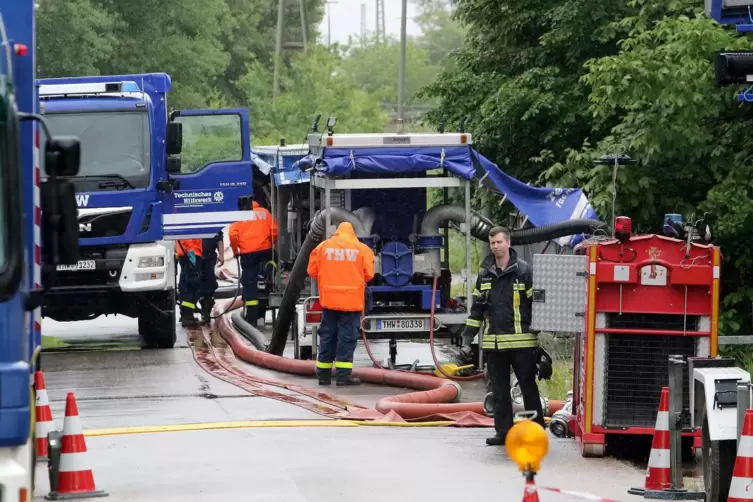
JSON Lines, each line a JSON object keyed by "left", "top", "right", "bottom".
{"left": 38, "top": 0, "right": 753, "bottom": 339}
{"left": 424, "top": 0, "right": 753, "bottom": 339}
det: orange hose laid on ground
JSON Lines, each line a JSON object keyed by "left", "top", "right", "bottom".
{"left": 214, "top": 298, "right": 564, "bottom": 422}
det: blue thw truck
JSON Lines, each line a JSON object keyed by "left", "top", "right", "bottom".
{"left": 36, "top": 73, "right": 255, "bottom": 348}
{"left": 0, "top": 0, "right": 83, "bottom": 498}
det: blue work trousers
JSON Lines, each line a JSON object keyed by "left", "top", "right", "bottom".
{"left": 240, "top": 249, "right": 272, "bottom": 324}
{"left": 316, "top": 309, "right": 361, "bottom": 379}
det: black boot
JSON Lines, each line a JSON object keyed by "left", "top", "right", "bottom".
{"left": 200, "top": 297, "right": 214, "bottom": 323}
{"left": 180, "top": 309, "right": 199, "bottom": 328}
{"left": 336, "top": 371, "right": 361, "bottom": 386}
{"left": 486, "top": 433, "right": 505, "bottom": 446}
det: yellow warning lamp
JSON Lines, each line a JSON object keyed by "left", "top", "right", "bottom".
{"left": 505, "top": 418, "right": 549, "bottom": 473}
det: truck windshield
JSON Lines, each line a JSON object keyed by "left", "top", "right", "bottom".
{"left": 44, "top": 110, "right": 150, "bottom": 189}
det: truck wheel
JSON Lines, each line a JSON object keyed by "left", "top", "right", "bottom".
{"left": 702, "top": 408, "right": 736, "bottom": 502}
{"left": 139, "top": 290, "right": 177, "bottom": 349}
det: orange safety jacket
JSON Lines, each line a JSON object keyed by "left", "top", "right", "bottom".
{"left": 307, "top": 222, "right": 375, "bottom": 312}
{"left": 176, "top": 239, "right": 203, "bottom": 258}
{"left": 228, "top": 201, "right": 279, "bottom": 256}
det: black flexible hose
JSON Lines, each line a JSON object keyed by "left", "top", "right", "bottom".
{"left": 508, "top": 219, "right": 607, "bottom": 245}
{"left": 267, "top": 208, "right": 367, "bottom": 356}
{"left": 268, "top": 202, "right": 607, "bottom": 357}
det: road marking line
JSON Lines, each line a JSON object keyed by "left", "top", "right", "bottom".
{"left": 84, "top": 419, "right": 460, "bottom": 436}
{"left": 353, "top": 421, "right": 454, "bottom": 427}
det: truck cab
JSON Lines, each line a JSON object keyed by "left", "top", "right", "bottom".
{"left": 37, "top": 74, "right": 254, "bottom": 348}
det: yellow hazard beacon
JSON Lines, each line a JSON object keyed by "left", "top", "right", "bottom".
{"left": 507, "top": 414, "right": 549, "bottom": 502}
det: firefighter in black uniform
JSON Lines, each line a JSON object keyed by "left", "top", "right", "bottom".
{"left": 460, "top": 226, "right": 547, "bottom": 446}
{"left": 199, "top": 231, "right": 225, "bottom": 323}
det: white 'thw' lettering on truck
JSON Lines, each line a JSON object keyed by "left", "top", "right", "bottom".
{"left": 76, "top": 194, "right": 89, "bottom": 206}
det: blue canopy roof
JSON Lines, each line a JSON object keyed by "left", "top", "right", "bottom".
{"left": 289, "top": 143, "right": 601, "bottom": 248}
{"left": 301, "top": 146, "right": 477, "bottom": 179}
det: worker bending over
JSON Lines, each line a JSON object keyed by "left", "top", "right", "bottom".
{"left": 229, "top": 198, "right": 278, "bottom": 325}
{"left": 307, "top": 222, "right": 374, "bottom": 386}
{"left": 176, "top": 238, "right": 204, "bottom": 328}
{"left": 460, "top": 226, "right": 545, "bottom": 446}
{"left": 199, "top": 231, "right": 225, "bottom": 323}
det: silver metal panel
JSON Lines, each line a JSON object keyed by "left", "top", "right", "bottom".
{"left": 311, "top": 175, "right": 463, "bottom": 190}
{"left": 531, "top": 254, "right": 588, "bottom": 333}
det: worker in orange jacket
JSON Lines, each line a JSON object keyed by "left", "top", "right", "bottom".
{"left": 229, "top": 200, "right": 279, "bottom": 325}
{"left": 176, "top": 238, "right": 204, "bottom": 328}
{"left": 307, "top": 222, "right": 375, "bottom": 386}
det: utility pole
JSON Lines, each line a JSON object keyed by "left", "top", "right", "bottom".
{"left": 398, "top": 0, "right": 407, "bottom": 121}
{"left": 375, "top": 0, "right": 386, "bottom": 43}
{"left": 273, "top": 0, "right": 309, "bottom": 98}
{"left": 325, "top": 1, "right": 338, "bottom": 50}
{"left": 273, "top": 0, "right": 285, "bottom": 98}
{"left": 360, "top": 3, "right": 367, "bottom": 37}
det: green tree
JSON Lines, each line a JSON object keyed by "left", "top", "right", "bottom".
{"left": 91, "top": 0, "right": 235, "bottom": 109}
{"left": 37, "top": 0, "right": 119, "bottom": 78}
{"left": 540, "top": 1, "right": 753, "bottom": 337}
{"left": 341, "top": 34, "right": 439, "bottom": 108}
{"left": 422, "top": 0, "right": 635, "bottom": 186}
{"left": 238, "top": 45, "right": 390, "bottom": 145}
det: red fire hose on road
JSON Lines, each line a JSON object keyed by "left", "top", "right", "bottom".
{"left": 214, "top": 298, "right": 564, "bottom": 422}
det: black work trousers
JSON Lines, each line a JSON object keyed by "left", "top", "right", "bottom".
{"left": 486, "top": 348, "right": 545, "bottom": 437}
{"left": 199, "top": 254, "right": 218, "bottom": 298}
{"left": 239, "top": 248, "right": 273, "bottom": 325}
{"left": 178, "top": 255, "right": 202, "bottom": 318}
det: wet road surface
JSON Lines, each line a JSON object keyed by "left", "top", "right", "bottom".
{"left": 34, "top": 427, "right": 645, "bottom": 502}
{"left": 36, "top": 315, "right": 645, "bottom": 501}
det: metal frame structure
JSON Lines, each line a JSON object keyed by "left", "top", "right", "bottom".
{"left": 289, "top": 129, "right": 477, "bottom": 361}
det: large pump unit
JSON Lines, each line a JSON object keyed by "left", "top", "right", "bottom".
{"left": 265, "top": 120, "right": 606, "bottom": 363}
{"left": 531, "top": 214, "right": 719, "bottom": 458}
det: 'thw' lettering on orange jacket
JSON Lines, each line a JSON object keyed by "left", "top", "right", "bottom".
{"left": 229, "top": 201, "right": 279, "bottom": 256}
{"left": 307, "top": 222, "right": 375, "bottom": 312}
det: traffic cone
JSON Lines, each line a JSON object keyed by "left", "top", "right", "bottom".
{"left": 45, "top": 392, "right": 108, "bottom": 500}
{"left": 644, "top": 387, "right": 672, "bottom": 491}
{"left": 522, "top": 477, "right": 540, "bottom": 502}
{"left": 34, "top": 370, "right": 54, "bottom": 461}
{"left": 728, "top": 409, "right": 753, "bottom": 501}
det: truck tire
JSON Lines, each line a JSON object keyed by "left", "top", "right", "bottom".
{"left": 139, "top": 290, "right": 177, "bottom": 349}
{"left": 702, "top": 407, "right": 736, "bottom": 502}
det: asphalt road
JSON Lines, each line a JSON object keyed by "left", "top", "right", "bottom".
{"left": 35, "top": 314, "right": 647, "bottom": 501}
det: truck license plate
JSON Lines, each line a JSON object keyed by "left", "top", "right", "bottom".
{"left": 377, "top": 318, "right": 427, "bottom": 331}
{"left": 56, "top": 260, "right": 96, "bottom": 271}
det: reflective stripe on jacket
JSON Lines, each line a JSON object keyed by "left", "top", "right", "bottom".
{"left": 307, "top": 222, "right": 375, "bottom": 312}
{"left": 462, "top": 249, "right": 537, "bottom": 351}
{"left": 229, "top": 201, "right": 279, "bottom": 255}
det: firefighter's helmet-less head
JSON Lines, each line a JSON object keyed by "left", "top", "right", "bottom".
{"left": 537, "top": 347, "right": 553, "bottom": 381}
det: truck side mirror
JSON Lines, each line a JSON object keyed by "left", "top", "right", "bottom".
{"left": 45, "top": 137, "right": 80, "bottom": 177}
{"left": 166, "top": 156, "right": 181, "bottom": 174}
{"left": 40, "top": 178, "right": 80, "bottom": 266}
{"left": 166, "top": 122, "right": 182, "bottom": 155}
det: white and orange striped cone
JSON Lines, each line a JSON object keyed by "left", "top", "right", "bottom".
{"left": 522, "top": 477, "right": 540, "bottom": 502}
{"left": 45, "top": 392, "right": 108, "bottom": 500}
{"left": 728, "top": 408, "right": 753, "bottom": 501}
{"left": 628, "top": 386, "right": 672, "bottom": 496}
{"left": 35, "top": 370, "right": 55, "bottom": 461}
{"left": 644, "top": 387, "right": 672, "bottom": 490}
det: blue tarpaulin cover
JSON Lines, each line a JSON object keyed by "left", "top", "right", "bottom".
{"left": 289, "top": 144, "right": 600, "bottom": 248}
